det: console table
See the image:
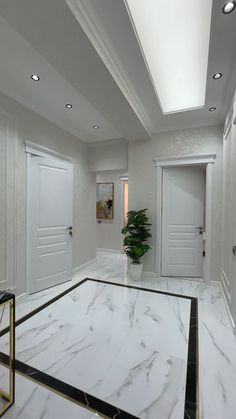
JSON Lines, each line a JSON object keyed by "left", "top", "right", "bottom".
{"left": 0, "top": 292, "right": 15, "bottom": 417}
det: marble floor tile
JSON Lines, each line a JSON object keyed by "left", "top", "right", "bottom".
{"left": 1, "top": 251, "right": 236, "bottom": 418}
{"left": 1, "top": 280, "right": 192, "bottom": 419}
{"left": 1, "top": 371, "right": 103, "bottom": 419}
{"left": 58, "top": 253, "right": 236, "bottom": 419}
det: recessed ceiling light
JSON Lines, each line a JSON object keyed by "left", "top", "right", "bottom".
{"left": 125, "top": 0, "right": 212, "bottom": 113}
{"left": 222, "top": 1, "right": 235, "bottom": 14}
{"left": 65, "top": 104, "right": 72, "bottom": 109}
{"left": 93, "top": 125, "right": 99, "bottom": 129}
{"left": 31, "top": 74, "right": 40, "bottom": 81}
{"left": 209, "top": 107, "right": 216, "bottom": 112}
{"left": 213, "top": 73, "right": 222, "bottom": 79}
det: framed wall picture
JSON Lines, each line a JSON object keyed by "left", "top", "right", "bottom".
{"left": 96, "top": 182, "right": 114, "bottom": 219}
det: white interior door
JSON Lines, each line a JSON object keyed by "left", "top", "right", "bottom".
{"left": 28, "top": 154, "right": 73, "bottom": 294}
{"left": 232, "top": 123, "right": 236, "bottom": 321}
{"left": 222, "top": 126, "right": 233, "bottom": 305}
{"left": 223, "top": 122, "right": 236, "bottom": 319}
{"left": 162, "top": 166, "right": 205, "bottom": 277}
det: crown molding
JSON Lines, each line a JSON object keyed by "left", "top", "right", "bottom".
{"left": 25, "top": 140, "right": 72, "bottom": 162}
{"left": 65, "top": 0, "right": 153, "bottom": 137}
{"left": 154, "top": 153, "right": 217, "bottom": 167}
{"left": 88, "top": 138, "right": 127, "bottom": 148}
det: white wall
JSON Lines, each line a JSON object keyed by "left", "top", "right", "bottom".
{"left": 90, "top": 142, "right": 128, "bottom": 252}
{"left": 0, "top": 92, "right": 96, "bottom": 297}
{"left": 89, "top": 143, "right": 128, "bottom": 172}
{"left": 129, "top": 124, "right": 223, "bottom": 280}
{"left": 96, "top": 172, "right": 124, "bottom": 252}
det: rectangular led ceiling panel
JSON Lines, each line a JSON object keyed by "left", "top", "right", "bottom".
{"left": 125, "top": 0, "right": 213, "bottom": 114}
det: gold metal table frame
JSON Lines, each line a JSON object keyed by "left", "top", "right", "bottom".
{"left": 0, "top": 293, "right": 15, "bottom": 417}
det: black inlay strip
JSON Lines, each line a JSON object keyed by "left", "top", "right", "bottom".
{"left": 0, "top": 278, "right": 199, "bottom": 419}
{"left": 0, "top": 353, "right": 138, "bottom": 419}
{"left": 0, "top": 278, "right": 88, "bottom": 338}
{"left": 184, "top": 297, "right": 198, "bottom": 419}
{"left": 87, "top": 277, "right": 197, "bottom": 300}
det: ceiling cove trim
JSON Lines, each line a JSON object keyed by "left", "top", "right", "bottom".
{"left": 65, "top": 0, "right": 153, "bottom": 137}
{"left": 124, "top": 0, "right": 212, "bottom": 115}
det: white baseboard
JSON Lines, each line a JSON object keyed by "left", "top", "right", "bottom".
{"left": 72, "top": 258, "right": 97, "bottom": 274}
{"left": 16, "top": 292, "right": 27, "bottom": 303}
{"left": 4, "top": 289, "right": 27, "bottom": 305}
{"left": 142, "top": 271, "right": 159, "bottom": 279}
{"left": 96, "top": 248, "right": 121, "bottom": 254}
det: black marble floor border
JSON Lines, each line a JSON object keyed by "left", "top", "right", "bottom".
{"left": 0, "top": 278, "right": 199, "bottom": 419}
{"left": 0, "top": 353, "right": 138, "bottom": 419}
{"left": 0, "top": 278, "right": 88, "bottom": 338}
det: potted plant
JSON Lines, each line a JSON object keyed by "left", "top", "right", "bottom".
{"left": 121, "top": 209, "right": 152, "bottom": 281}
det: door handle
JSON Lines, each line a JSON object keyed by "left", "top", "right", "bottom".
{"left": 196, "top": 226, "right": 204, "bottom": 235}
{"left": 66, "top": 226, "right": 73, "bottom": 237}
{"left": 233, "top": 246, "right": 236, "bottom": 256}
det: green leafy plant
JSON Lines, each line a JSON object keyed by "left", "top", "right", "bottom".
{"left": 121, "top": 209, "right": 152, "bottom": 264}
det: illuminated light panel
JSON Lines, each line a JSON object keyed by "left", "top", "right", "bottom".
{"left": 125, "top": 0, "right": 213, "bottom": 114}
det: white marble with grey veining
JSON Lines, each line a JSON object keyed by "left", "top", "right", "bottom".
{"left": 53, "top": 252, "right": 236, "bottom": 419}
{"left": 0, "top": 370, "right": 103, "bottom": 419}
{"left": 1, "top": 279, "right": 191, "bottom": 419}
{"left": 1, "top": 251, "right": 236, "bottom": 419}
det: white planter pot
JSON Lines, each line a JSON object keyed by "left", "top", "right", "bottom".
{"left": 129, "top": 263, "right": 143, "bottom": 281}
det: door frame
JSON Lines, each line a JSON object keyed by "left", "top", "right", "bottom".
{"left": 154, "top": 153, "right": 216, "bottom": 283}
{"left": 25, "top": 141, "right": 73, "bottom": 295}
{"left": 120, "top": 174, "right": 128, "bottom": 252}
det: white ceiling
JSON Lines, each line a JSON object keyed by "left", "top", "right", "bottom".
{"left": 0, "top": 0, "right": 235, "bottom": 143}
